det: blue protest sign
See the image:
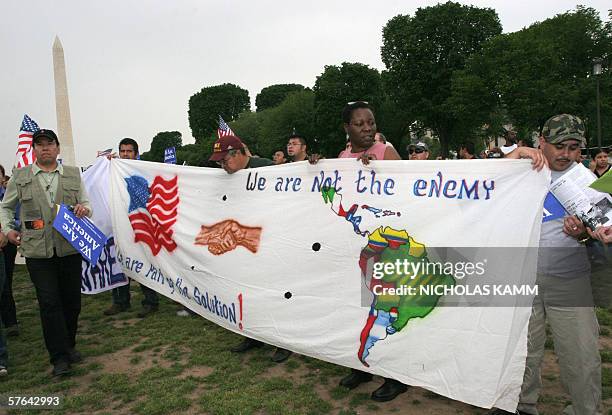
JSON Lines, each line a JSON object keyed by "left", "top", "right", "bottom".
{"left": 542, "top": 192, "right": 566, "bottom": 223}
{"left": 53, "top": 204, "right": 108, "bottom": 264}
{"left": 164, "top": 146, "right": 176, "bottom": 164}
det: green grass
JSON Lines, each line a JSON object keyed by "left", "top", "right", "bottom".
{"left": 598, "top": 307, "right": 612, "bottom": 327}
{"left": 0, "top": 265, "right": 610, "bottom": 414}
{"left": 0, "top": 266, "right": 344, "bottom": 415}
{"left": 603, "top": 349, "right": 612, "bottom": 364}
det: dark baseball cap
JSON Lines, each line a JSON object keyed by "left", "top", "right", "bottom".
{"left": 33, "top": 129, "right": 59, "bottom": 145}
{"left": 209, "top": 135, "right": 244, "bottom": 161}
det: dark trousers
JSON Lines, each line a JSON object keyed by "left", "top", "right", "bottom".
{"left": 1, "top": 242, "right": 18, "bottom": 327}
{"left": 111, "top": 280, "right": 159, "bottom": 307}
{"left": 0, "top": 252, "right": 7, "bottom": 367}
{"left": 26, "top": 254, "right": 82, "bottom": 364}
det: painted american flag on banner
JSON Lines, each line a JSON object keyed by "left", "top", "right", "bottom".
{"left": 125, "top": 175, "right": 179, "bottom": 255}
{"left": 15, "top": 114, "right": 40, "bottom": 168}
{"left": 217, "top": 115, "right": 234, "bottom": 138}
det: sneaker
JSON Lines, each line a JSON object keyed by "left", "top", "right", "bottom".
{"left": 271, "top": 348, "right": 292, "bottom": 363}
{"left": 51, "top": 360, "right": 71, "bottom": 377}
{"left": 137, "top": 304, "right": 158, "bottom": 318}
{"left": 0, "top": 366, "right": 7, "bottom": 377}
{"left": 5, "top": 325, "right": 19, "bottom": 337}
{"left": 103, "top": 304, "right": 130, "bottom": 316}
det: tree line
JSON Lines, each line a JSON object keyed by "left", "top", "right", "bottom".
{"left": 141, "top": 2, "right": 611, "bottom": 164}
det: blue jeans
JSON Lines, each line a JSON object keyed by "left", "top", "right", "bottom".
{"left": 0, "top": 251, "right": 8, "bottom": 367}
{"left": 111, "top": 280, "right": 159, "bottom": 307}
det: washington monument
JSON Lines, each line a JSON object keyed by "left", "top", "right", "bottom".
{"left": 52, "top": 36, "right": 76, "bottom": 165}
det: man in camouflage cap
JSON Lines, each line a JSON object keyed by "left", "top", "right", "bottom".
{"left": 493, "top": 114, "right": 601, "bottom": 415}
{"left": 541, "top": 113, "right": 587, "bottom": 145}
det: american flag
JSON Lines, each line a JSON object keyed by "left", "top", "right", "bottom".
{"left": 125, "top": 175, "right": 179, "bottom": 256}
{"left": 96, "top": 148, "right": 113, "bottom": 158}
{"left": 217, "top": 115, "right": 234, "bottom": 138}
{"left": 15, "top": 114, "right": 40, "bottom": 168}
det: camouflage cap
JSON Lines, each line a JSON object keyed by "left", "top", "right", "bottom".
{"left": 541, "top": 114, "right": 586, "bottom": 146}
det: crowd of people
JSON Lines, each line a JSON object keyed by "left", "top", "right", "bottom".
{"left": 0, "top": 102, "right": 610, "bottom": 414}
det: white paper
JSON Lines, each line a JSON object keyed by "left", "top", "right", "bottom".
{"left": 550, "top": 163, "right": 612, "bottom": 229}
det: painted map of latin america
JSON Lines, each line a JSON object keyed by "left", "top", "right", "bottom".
{"left": 321, "top": 187, "right": 455, "bottom": 367}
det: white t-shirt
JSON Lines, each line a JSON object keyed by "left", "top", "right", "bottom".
{"left": 500, "top": 144, "right": 517, "bottom": 155}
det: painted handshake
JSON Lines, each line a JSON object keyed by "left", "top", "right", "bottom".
{"left": 194, "top": 219, "right": 262, "bottom": 255}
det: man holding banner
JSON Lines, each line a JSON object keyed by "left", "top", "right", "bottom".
{"left": 104, "top": 138, "right": 160, "bottom": 318}
{"left": 495, "top": 114, "right": 602, "bottom": 415}
{"left": 0, "top": 129, "right": 92, "bottom": 377}
{"left": 208, "top": 134, "right": 293, "bottom": 363}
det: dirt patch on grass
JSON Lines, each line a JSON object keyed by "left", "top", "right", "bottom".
{"left": 258, "top": 356, "right": 486, "bottom": 414}
{"left": 97, "top": 344, "right": 175, "bottom": 375}
{"left": 111, "top": 317, "right": 142, "bottom": 329}
{"left": 177, "top": 365, "right": 214, "bottom": 379}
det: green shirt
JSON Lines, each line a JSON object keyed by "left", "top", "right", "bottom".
{"left": 246, "top": 157, "right": 274, "bottom": 168}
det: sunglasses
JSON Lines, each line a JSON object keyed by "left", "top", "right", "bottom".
{"left": 347, "top": 101, "right": 369, "bottom": 105}
{"left": 408, "top": 148, "right": 425, "bottom": 154}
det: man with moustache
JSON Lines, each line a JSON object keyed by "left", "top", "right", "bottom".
{"left": 492, "top": 114, "right": 601, "bottom": 415}
{"left": 0, "top": 129, "right": 92, "bottom": 377}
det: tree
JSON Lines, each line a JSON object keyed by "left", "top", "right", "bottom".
{"left": 313, "top": 62, "right": 384, "bottom": 156}
{"left": 140, "top": 131, "right": 182, "bottom": 162}
{"left": 229, "top": 110, "right": 263, "bottom": 154}
{"left": 175, "top": 143, "right": 211, "bottom": 166}
{"left": 230, "top": 90, "right": 316, "bottom": 158}
{"left": 188, "top": 83, "right": 250, "bottom": 144}
{"left": 375, "top": 91, "right": 415, "bottom": 154}
{"left": 452, "top": 6, "right": 611, "bottom": 144}
{"left": 257, "top": 90, "right": 316, "bottom": 157}
{"left": 381, "top": 1, "right": 502, "bottom": 155}
{"left": 255, "top": 84, "right": 306, "bottom": 111}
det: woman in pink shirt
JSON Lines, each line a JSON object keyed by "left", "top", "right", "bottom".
{"left": 332, "top": 102, "right": 406, "bottom": 402}
{"left": 338, "top": 102, "right": 401, "bottom": 162}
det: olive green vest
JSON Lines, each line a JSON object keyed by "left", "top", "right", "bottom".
{"left": 13, "top": 165, "right": 82, "bottom": 258}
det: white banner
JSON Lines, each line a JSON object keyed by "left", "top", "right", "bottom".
{"left": 110, "top": 158, "right": 549, "bottom": 411}
{"left": 80, "top": 157, "right": 128, "bottom": 294}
